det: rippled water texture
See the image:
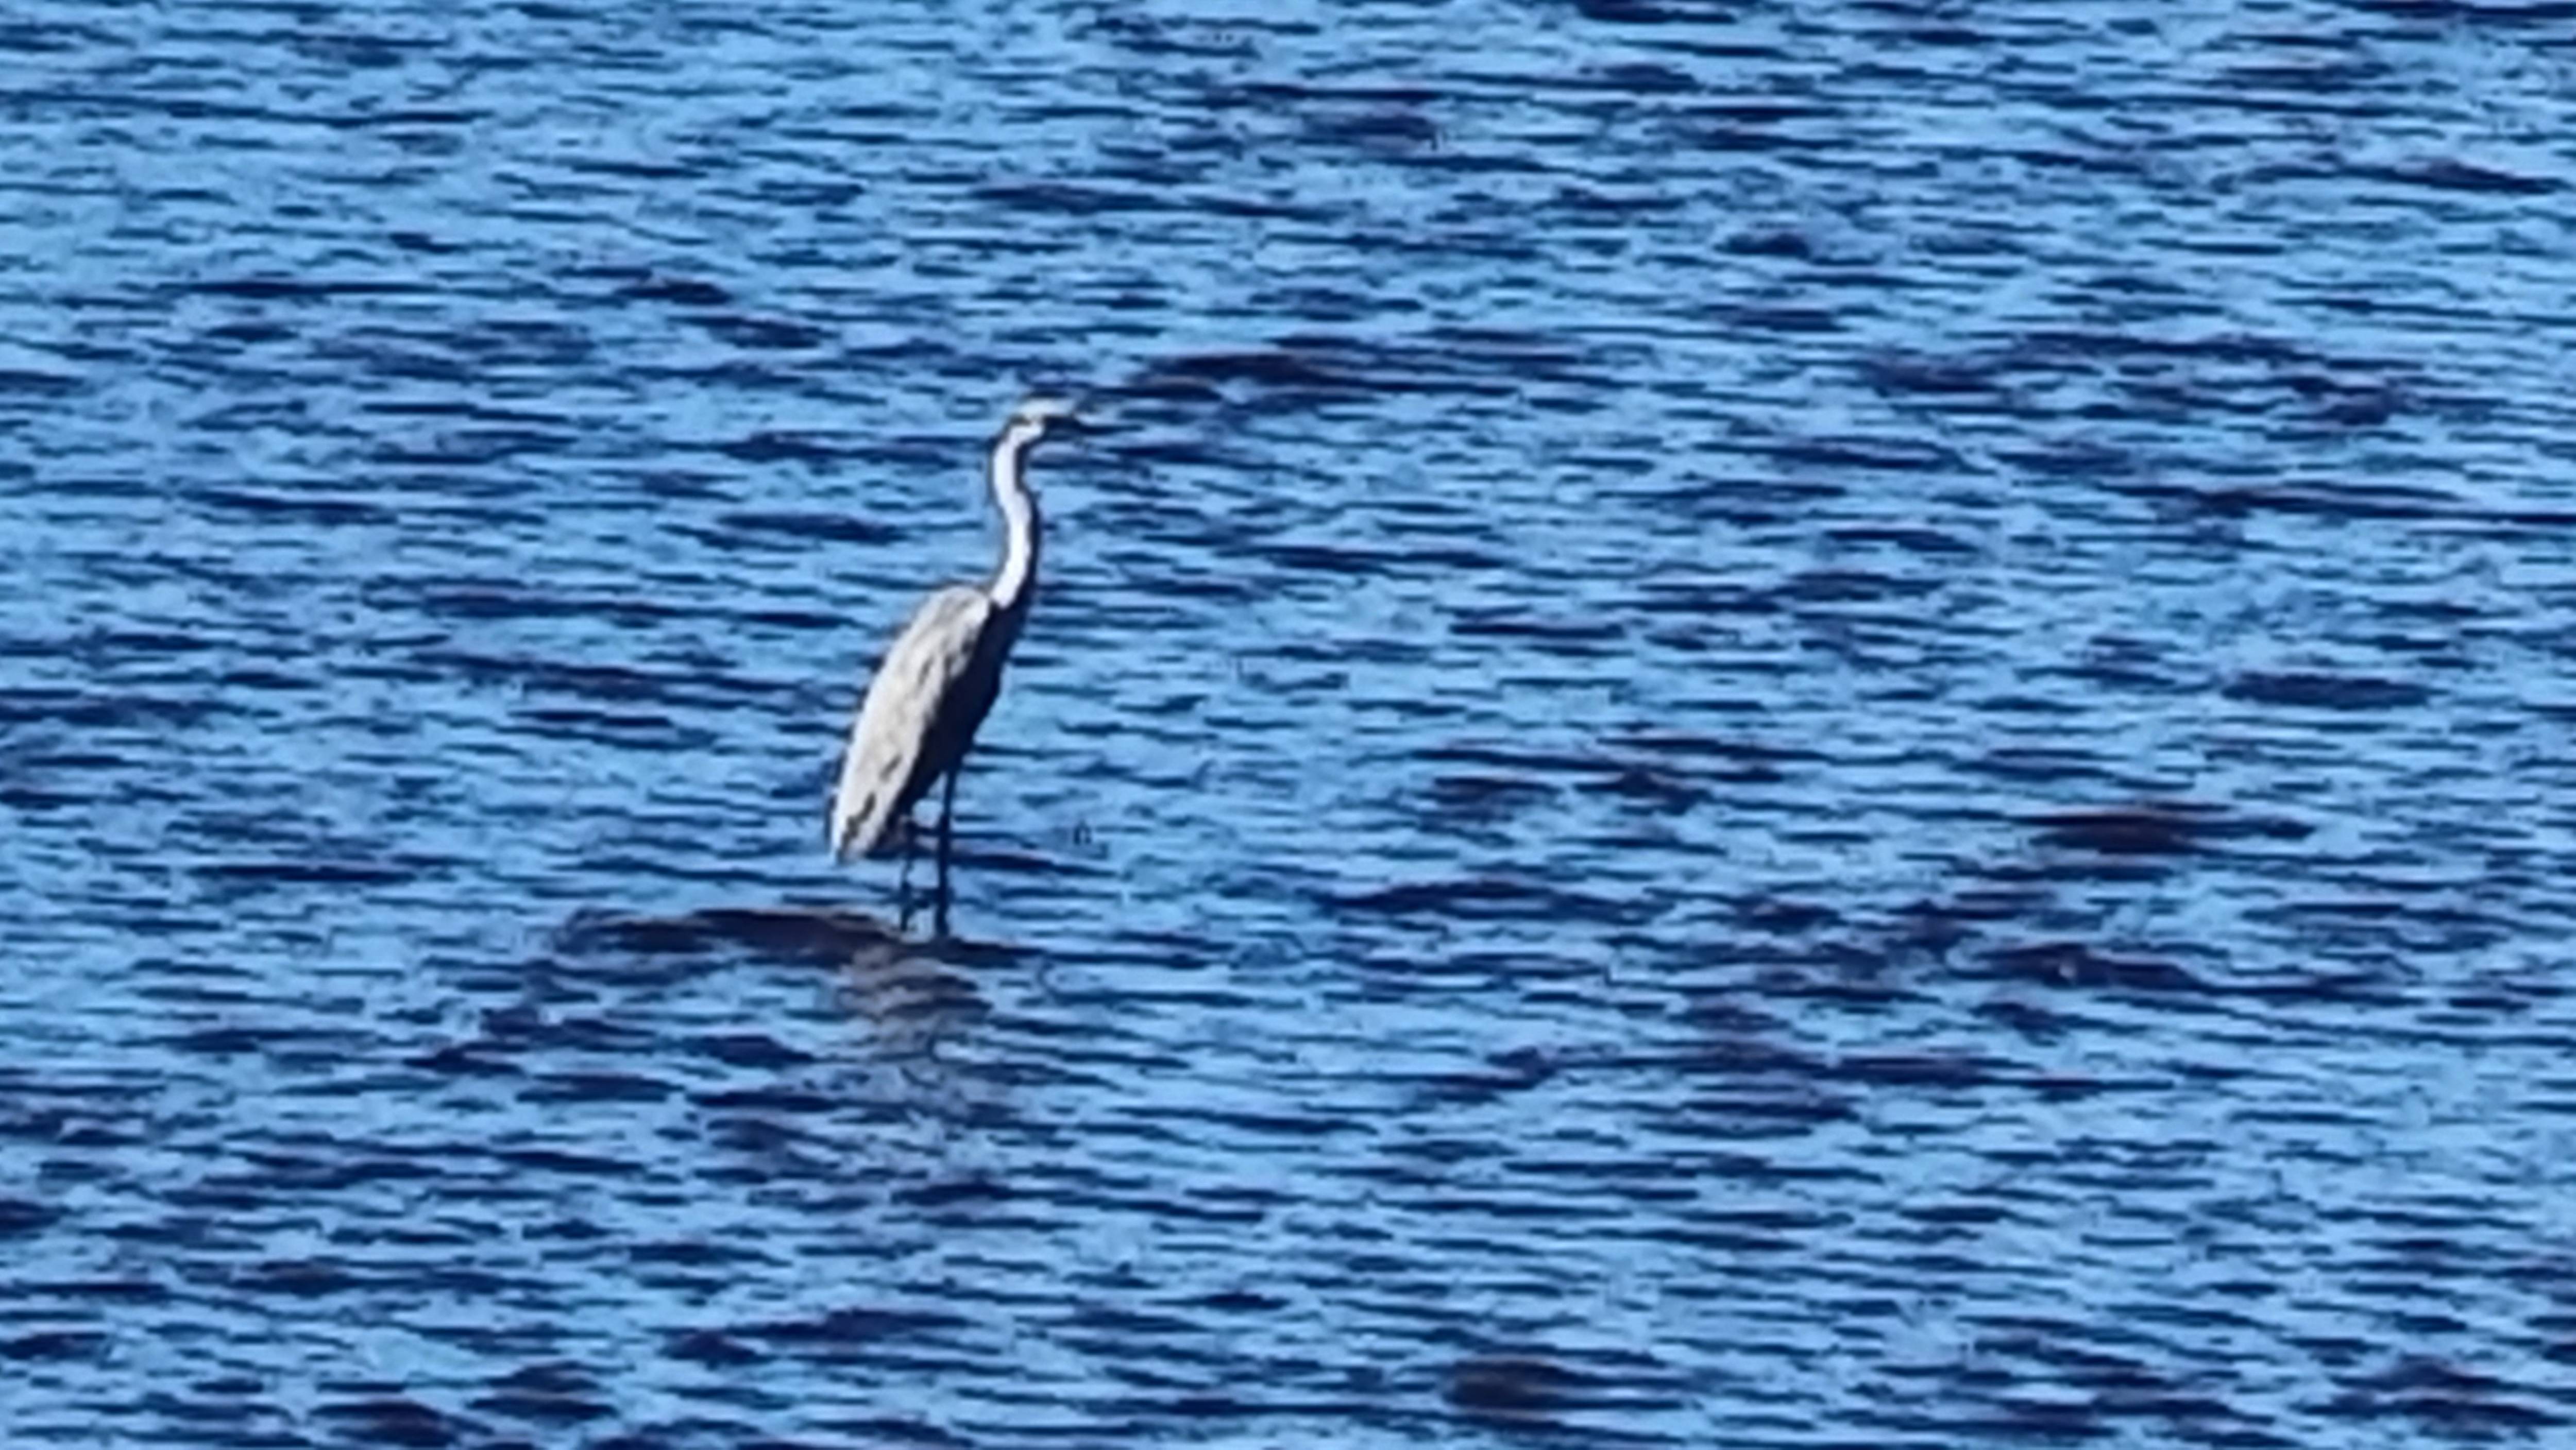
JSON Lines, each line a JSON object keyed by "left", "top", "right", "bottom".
{"left": 6, "top": 1, "right": 2576, "bottom": 1445}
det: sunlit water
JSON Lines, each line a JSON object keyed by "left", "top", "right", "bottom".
{"left": 4, "top": 2, "right": 2574, "bottom": 1445}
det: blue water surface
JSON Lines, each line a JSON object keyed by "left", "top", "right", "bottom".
{"left": 4, "top": 2, "right": 2574, "bottom": 1445}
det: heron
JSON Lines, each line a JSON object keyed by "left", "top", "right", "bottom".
{"left": 828, "top": 395, "right": 1078, "bottom": 933}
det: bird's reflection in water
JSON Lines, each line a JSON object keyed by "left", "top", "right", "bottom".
{"left": 833, "top": 925, "right": 997, "bottom": 1060}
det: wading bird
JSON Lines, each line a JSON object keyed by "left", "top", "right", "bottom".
{"left": 828, "top": 396, "right": 1077, "bottom": 933}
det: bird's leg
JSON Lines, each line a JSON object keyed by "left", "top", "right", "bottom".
{"left": 934, "top": 772, "right": 958, "bottom": 936}
{"left": 897, "top": 815, "right": 918, "bottom": 931}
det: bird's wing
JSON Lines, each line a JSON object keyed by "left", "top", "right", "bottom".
{"left": 829, "top": 585, "right": 995, "bottom": 860}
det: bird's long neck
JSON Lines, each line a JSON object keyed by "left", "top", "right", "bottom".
{"left": 985, "top": 425, "right": 1042, "bottom": 615}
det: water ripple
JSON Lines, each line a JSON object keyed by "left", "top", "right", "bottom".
{"left": 5, "top": 0, "right": 2575, "bottom": 1445}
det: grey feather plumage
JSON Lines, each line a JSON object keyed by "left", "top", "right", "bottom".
{"left": 829, "top": 584, "right": 1011, "bottom": 861}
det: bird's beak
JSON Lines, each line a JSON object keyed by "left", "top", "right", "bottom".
{"left": 1050, "top": 400, "right": 1108, "bottom": 435}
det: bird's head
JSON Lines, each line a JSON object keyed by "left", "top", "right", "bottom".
{"left": 997, "top": 394, "right": 1083, "bottom": 454}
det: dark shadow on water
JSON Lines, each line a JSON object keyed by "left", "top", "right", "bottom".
{"left": 554, "top": 903, "right": 1031, "bottom": 971}
{"left": 1445, "top": 1351, "right": 1696, "bottom": 1444}
{"left": 550, "top": 903, "right": 1025, "bottom": 1051}
{"left": 556, "top": 902, "right": 906, "bottom": 968}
